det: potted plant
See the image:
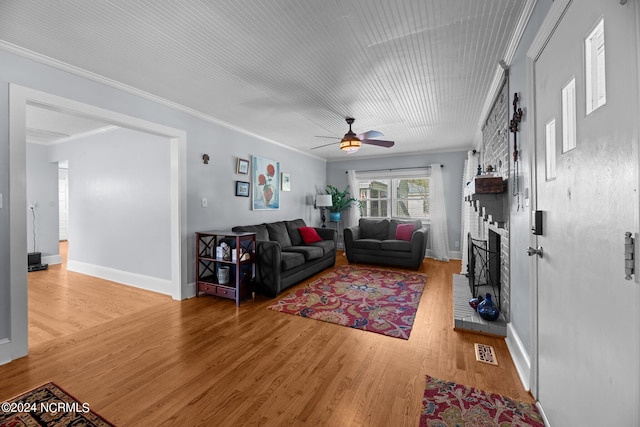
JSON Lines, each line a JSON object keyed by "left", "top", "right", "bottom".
{"left": 325, "top": 184, "right": 357, "bottom": 221}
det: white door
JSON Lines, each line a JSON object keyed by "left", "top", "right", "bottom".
{"left": 531, "top": 1, "right": 640, "bottom": 425}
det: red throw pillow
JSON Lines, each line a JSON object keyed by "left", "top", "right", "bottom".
{"left": 298, "top": 226, "right": 323, "bottom": 244}
{"left": 395, "top": 223, "right": 415, "bottom": 241}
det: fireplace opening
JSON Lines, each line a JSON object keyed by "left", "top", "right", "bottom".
{"left": 467, "top": 231, "right": 501, "bottom": 308}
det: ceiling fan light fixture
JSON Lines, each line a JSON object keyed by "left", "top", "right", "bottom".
{"left": 339, "top": 134, "right": 361, "bottom": 153}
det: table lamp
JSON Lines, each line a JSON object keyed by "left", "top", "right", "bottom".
{"left": 315, "top": 194, "right": 333, "bottom": 228}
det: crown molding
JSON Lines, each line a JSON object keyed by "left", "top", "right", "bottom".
{"left": 0, "top": 41, "right": 325, "bottom": 161}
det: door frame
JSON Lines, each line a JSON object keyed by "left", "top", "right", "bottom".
{"left": 526, "top": 0, "right": 640, "bottom": 422}
{"left": 525, "top": 0, "right": 572, "bottom": 403}
{"left": 3, "top": 84, "right": 188, "bottom": 363}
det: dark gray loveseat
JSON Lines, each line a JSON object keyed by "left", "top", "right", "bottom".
{"left": 344, "top": 218, "right": 428, "bottom": 270}
{"left": 232, "top": 219, "right": 336, "bottom": 297}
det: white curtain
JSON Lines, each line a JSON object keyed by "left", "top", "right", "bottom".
{"left": 429, "top": 164, "right": 450, "bottom": 261}
{"left": 346, "top": 170, "right": 360, "bottom": 228}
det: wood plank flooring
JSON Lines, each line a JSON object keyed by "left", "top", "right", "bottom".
{"left": 1, "top": 247, "right": 533, "bottom": 426}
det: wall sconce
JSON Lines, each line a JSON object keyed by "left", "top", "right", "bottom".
{"left": 202, "top": 154, "right": 210, "bottom": 164}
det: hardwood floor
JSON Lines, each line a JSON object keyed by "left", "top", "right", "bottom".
{"left": 2, "top": 248, "right": 533, "bottom": 426}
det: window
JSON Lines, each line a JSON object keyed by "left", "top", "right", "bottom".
{"left": 545, "top": 118, "right": 557, "bottom": 180}
{"left": 356, "top": 169, "right": 430, "bottom": 220}
{"left": 585, "top": 18, "right": 606, "bottom": 114}
{"left": 562, "top": 77, "right": 577, "bottom": 152}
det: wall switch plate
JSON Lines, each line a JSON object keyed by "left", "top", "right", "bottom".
{"left": 201, "top": 197, "right": 208, "bottom": 208}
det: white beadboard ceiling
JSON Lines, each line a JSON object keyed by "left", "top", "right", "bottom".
{"left": 0, "top": 0, "right": 526, "bottom": 160}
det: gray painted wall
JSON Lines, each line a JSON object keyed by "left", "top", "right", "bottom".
{"left": 0, "top": 48, "right": 327, "bottom": 342}
{"left": 26, "top": 143, "right": 59, "bottom": 259}
{"left": 326, "top": 150, "right": 467, "bottom": 256}
{"left": 49, "top": 128, "right": 172, "bottom": 281}
{"left": 507, "top": 0, "right": 553, "bottom": 358}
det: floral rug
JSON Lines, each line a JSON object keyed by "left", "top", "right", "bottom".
{"left": 420, "top": 375, "right": 544, "bottom": 427}
{"left": 267, "top": 265, "right": 427, "bottom": 339}
{"left": 0, "top": 382, "right": 114, "bottom": 426}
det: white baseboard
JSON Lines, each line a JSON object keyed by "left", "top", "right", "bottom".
{"left": 536, "top": 401, "right": 550, "bottom": 426}
{"left": 187, "top": 281, "right": 196, "bottom": 298}
{"left": 66, "top": 260, "right": 172, "bottom": 296}
{"left": 0, "top": 338, "right": 12, "bottom": 366}
{"left": 424, "top": 250, "right": 462, "bottom": 260}
{"left": 42, "top": 254, "right": 62, "bottom": 265}
{"left": 506, "top": 322, "right": 531, "bottom": 391}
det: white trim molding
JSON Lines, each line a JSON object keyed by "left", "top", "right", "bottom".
{"left": 506, "top": 322, "right": 531, "bottom": 391}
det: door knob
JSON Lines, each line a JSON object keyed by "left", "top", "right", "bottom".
{"left": 527, "top": 246, "right": 543, "bottom": 258}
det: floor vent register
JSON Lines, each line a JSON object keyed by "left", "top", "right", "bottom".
{"left": 474, "top": 343, "right": 498, "bottom": 365}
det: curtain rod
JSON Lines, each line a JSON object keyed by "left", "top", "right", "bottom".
{"left": 345, "top": 165, "right": 443, "bottom": 174}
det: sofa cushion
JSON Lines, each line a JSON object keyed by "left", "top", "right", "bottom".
{"left": 388, "top": 219, "right": 422, "bottom": 239}
{"left": 281, "top": 251, "right": 305, "bottom": 270}
{"left": 359, "top": 218, "right": 389, "bottom": 240}
{"left": 381, "top": 240, "right": 412, "bottom": 252}
{"left": 283, "top": 245, "right": 323, "bottom": 261}
{"left": 266, "top": 221, "right": 292, "bottom": 248}
{"left": 352, "top": 239, "right": 383, "bottom": 250}
{"left": 395, "top": 223, "right": 415, "bottom": 241}
{"left": 309, "top": 239, "right": 335, "bottom": 256}
{"left": 298, "top": 226, "right": 323, "bottom": 244}
{"left": 231, "top": 224, "right": 269, "bottom": 241}
{"left": 285, "top": 218, "right": 307, "bottom": 246}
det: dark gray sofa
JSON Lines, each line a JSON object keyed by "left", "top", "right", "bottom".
{"left": 344, "top": 218, "right": 428, "bottom": 270}
{"left": 232, "top": 219, "right": 336, "bottom": 297}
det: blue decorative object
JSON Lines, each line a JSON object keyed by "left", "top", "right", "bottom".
{"left": 330, "top": 212, "right": 341, "bottom": 222}
{"left": 477, "top": 293, "right": 500, "bottom": 321}
{"left": 468, "top": 295, "right": 484, "bottom": 311}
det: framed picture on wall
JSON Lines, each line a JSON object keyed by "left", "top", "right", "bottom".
{"left": 281, "top": 172, "right": 291, "bottom": 191}
{"left": 236, "top": 158, "right": 250, "bottom": 174}
{"left": 235, "top": 181, "right": 250, "bottom": 197}
{"left": 251, "top": 155, "right": 280, "bottom": 210}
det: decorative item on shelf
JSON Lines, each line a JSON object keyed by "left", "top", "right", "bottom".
{"left": 469, "top": 295, "right": 484, "bottom": 311}
{"left": 217, "top": 265, "right": 230, "bottom": 285}
{"left": 325, "top": 184, "right": 357, "bottom": 222}
{"left": 220, "top": 242, "right": 231, "bottom": 261}
{"left": 315, "top": 194, "right": 333, "bottom": 228}
{"left": 477, "top": 293, "right": 500, "bottom": 321}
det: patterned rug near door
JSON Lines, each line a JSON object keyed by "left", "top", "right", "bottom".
{"left": 267, "top": 265, "right": 427, "bottom": 339}
{"left": 420, "top": 375, "right": 544, "bottom": 427}
{"left": 0, "top": 382, "right": 114, "bottom": 427}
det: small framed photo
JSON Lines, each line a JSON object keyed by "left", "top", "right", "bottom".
{"left": 281, "top": 172, "right": 291, "bottom": 191}
{"left": 236, "top": 158, "right": 250, "bottom": 174}
{"left": 235, "top": 181, "right": 250, "bottom": 197}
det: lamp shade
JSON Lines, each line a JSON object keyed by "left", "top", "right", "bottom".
{"left": 316, "top": 194, "right": 333, "bottom": 207}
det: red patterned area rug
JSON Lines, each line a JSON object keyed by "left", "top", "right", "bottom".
{"left": 267, "top": 265, "right": 427, "bottom": 339}
{"left": 0, "top": 382, "right": 114, "bottom": 427}
{"left": 420, "top": 375, "right": 544, "bottom": 427}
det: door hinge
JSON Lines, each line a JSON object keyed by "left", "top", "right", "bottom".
{"left": 624, "top": 232, "right": 634, "bottom": 280}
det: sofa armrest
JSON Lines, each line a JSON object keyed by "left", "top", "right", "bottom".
{"left": 410, "top": 227, "right": 428, "bottom": 258}
{"left": 343, "top": 226, "right": 361, "bottom": 262}
{"left": 315, "top": 227, "right": 337, "bottom": 243}
{"left": 256, "top": 240, "right": 282, "bottom": 297}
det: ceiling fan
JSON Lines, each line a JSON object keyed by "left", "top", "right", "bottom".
{"left": 312, "top": 118, "right": 395, "bottom": 154}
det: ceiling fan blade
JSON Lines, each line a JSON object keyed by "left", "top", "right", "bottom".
{"left": 357, "top": 130, "right": 383, "bottom": 139}
{"left": 362, "top": 139, "right": 395, "bottom": 148}
{"left": 314, "top": 135, "right": 341, "bottom": 140}
{"left": 310, "top": 141, "right": 340, "bottom": 150}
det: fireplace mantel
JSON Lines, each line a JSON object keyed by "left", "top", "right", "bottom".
{"left": 464, "top": 176, "right": 507, "bottom": 226}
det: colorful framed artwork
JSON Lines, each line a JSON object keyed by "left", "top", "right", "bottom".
{"left": 281, "top": 172, "right": 291, "bottom": 192}
{"left": 251, "top": 155, "right": 280, "bottom": 210}
{"left": 236, "top": 158, "right": 250, "bottom": 174}
{"left": 235, "top": 180, "right": 250, "bottom": 197}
